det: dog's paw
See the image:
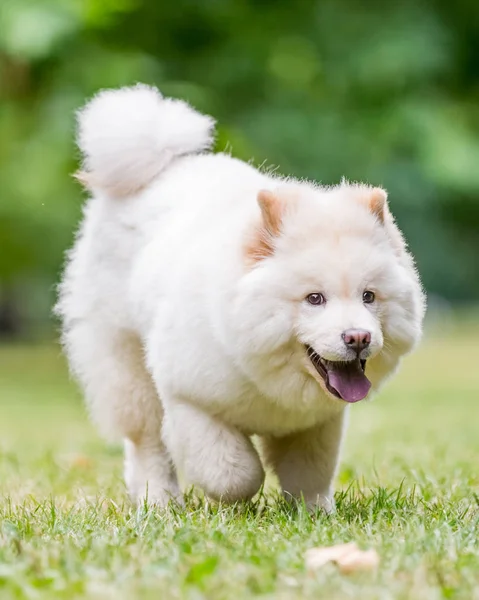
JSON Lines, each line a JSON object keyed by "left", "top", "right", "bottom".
{"left": 308, "top": 494, "right": 336, "bottom": 515}
{"left": 284, "top": 491, "right": 336, "bottom": 515}
{"left": 299, "top": 492, "right": 335, "bottom": 515}
{"left": 136, "top": 487, "right": 184, "bottom": 509}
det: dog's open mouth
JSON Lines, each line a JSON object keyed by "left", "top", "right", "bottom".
{"left": 306, "top": 345, "right": 371, "bottom": 403}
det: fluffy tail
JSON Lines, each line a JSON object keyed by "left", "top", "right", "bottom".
{"left": 75, "top": 84, "right": 215, "bottom": 197}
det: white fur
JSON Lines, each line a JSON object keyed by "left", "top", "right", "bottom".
{"left": 57, "top": 85, "right": 426, "bottom": 510}
{"left": 76, "top": 84, "right": 215, "bottom": 196}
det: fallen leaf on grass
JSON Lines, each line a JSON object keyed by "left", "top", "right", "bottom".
{"left": 305, "top": 542, "right": 379, "bottom": 574}
{"left": 69, "top": 454, "right": 94, "bottom": 469}
{"left": 336, "top": 548, "right": 380, "bottom": 574}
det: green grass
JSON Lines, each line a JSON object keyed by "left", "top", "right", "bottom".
{"left": 1, "top": 320, "right": 479, "bottom": 599}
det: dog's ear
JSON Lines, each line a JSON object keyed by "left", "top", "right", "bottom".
{"left": 73, "top": 170, "right": 93, "bottom": 190}
{"left": 257, "top": 189, "right": 284, "bottom": 236}
{"left": 364, "top": 187, "right": 387, "bottom": 223}
{"left": 244, "top": 190, "right": 289, "bottom": 265}
{"left": 362, "top": 188, "right": 408, "bottom": 256}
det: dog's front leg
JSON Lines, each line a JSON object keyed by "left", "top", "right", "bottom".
{"left": 162, "top": 401, "right": 265, "bottom": 503}
{"left": 259, "top": 410, "right": 347, "bottom": 513}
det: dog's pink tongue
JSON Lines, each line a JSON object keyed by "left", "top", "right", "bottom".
{"left": 327, "top": 362, "right": 371, "bottom": 403}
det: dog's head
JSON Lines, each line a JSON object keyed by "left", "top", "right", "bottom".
{"left": 234, "top": 183, "right": 425, "bottom": 403}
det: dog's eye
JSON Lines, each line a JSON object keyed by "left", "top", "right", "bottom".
{"left": 363, "top": 290, "right": 375, "bottom": 304}
{"left": 306, "top": 293, "right": 326, "bottom": 306}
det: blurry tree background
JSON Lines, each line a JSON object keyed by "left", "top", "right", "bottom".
{"left": 1, "top": 0, "right": 478, "bottom": 337}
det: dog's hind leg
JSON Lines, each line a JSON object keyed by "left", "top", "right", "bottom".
{"left": 64, "top": 322, "right": 181, "bottom": 506}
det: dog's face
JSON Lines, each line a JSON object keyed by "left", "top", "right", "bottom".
{"left": 236, "top": 183, "right": 425, "bottom": 403}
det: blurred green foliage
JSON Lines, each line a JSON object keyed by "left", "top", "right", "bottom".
{"left": 1, "top": 0, "right": 478, "bottom": 335}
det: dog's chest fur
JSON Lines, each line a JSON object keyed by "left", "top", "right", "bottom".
{"left": 211, "top": 391, "right": 343, "bottom": 436}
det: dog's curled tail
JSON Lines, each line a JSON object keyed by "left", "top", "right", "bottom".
{"left": 75, "top": 84, "right": 215, "bottom": 197}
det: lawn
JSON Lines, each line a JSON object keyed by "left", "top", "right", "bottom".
{"left": 1, "top": 318, "right": 478, "bottom": 599}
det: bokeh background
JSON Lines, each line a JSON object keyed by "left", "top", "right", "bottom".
{"left": 1, "top": 0, "right": 479, "bottom": 337}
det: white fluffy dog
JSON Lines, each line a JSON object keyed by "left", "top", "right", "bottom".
{"left": 56, "top": 85, "right": 425, "bottom": 511}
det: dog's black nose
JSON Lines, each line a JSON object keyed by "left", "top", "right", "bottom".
{"left": 342, "top": 329, "right": 371, "bottom": 353}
